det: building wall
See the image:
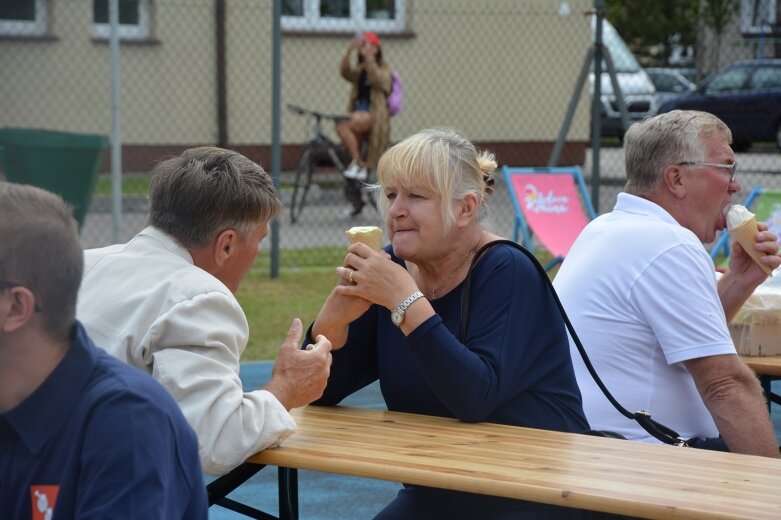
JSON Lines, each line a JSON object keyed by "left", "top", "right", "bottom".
{"left": 1, "top": 0, "right": 592, "bottom": 170}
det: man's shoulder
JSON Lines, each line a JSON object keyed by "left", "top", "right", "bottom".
{"left": 82, "top": 230, "right": 235, "bottom": 302}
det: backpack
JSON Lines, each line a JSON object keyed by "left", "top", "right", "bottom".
{"left": 387, "top": 70, "right": 404, "bottom": 117}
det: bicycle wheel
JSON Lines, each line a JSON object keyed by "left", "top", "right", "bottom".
{"left": 290, "top": 149, "right": 313, "bottom": 223}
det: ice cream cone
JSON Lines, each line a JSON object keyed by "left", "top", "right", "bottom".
{"left": 730, "top": 216, "right": 773, "bottom": 275}
{"left": 345, "top": 226, "right": 382, "bottom": 251}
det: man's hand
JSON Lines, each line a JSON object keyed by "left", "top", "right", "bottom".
{"left": 263, "top": 318, "right": 332, "bottom": 411}
{"left": 727, "top": 222, "right": 780, "bottom": 284}
{"left": 720, "top": 223, "right": 780, "bottom": 321}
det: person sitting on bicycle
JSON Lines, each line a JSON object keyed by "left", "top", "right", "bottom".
{"left": 336, "top": 31, "right": 391, "bottom": 184}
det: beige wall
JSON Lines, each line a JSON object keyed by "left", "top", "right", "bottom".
{"left": 1, "top": 0, "right": 591, "bottom": 150}
{"left": 272, "top": 0, "right": 593, "bottom": 145}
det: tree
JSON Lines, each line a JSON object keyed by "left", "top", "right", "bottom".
{"left": 604, "top": 0, "right": 699, "bottom": 66}
{"left": 700, "top": 0, "right": 740, "bottom": 68}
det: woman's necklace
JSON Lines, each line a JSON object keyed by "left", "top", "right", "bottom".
{"left": 428, "top": 235, "right": 483, "bottom": 300}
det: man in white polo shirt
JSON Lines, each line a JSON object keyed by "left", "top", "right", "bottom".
{"left": 554, "top": 110, "right": 779, "bottom": 457}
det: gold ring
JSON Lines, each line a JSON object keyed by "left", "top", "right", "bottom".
{"left": 349, "top": 270, "right": 354, "bottom": 284}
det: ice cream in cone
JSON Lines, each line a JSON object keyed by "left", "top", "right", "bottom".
{"left": 727, "top": 204, "right": 773, "bottom": 275}
{"left": 345, "top": 226, "right": 383, "bottom": 251}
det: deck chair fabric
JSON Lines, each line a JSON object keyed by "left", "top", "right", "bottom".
{"left": 502, "top": 166, "right": 597, "bottom": 271}
{"left": 710, "top": 187, "right": 781, "bottom": 263}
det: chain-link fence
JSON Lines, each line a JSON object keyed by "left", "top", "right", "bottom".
{"left": 2, "top": 0, "right": 781, "bottom": 269}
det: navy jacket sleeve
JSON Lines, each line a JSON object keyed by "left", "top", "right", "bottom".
{"left": 313, "top": 304, "right": 381, "bottom": 405}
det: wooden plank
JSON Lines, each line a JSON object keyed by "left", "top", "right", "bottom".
{"left": 742, "top": 355, "right": 781, "bottom": 377}
{"left": 248, "top": 406, "right": 781, "bottom": 520}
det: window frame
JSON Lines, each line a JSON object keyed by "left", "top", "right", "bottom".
{"left": 0, "top": 0, "right": 48, "bottom": 37}
{"left": 282, "top": 0, "right": 405, "bottom": 33}
{"left": 92, "top": 0, "right": 151, "bottom": 41}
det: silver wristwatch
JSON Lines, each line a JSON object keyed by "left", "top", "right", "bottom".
{"left": 391, "top": 291, "right": 425, "bottom": 327}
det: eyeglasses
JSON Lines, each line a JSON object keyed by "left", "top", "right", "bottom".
{"left": 676, "top": 161, "right": 738, "bottom": 183}
{"left": 0, "top": 281, "right": 42, "bottom": 312}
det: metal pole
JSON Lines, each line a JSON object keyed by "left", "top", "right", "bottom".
{"left": 270, "top": 0, "right": 281, "bottom": 279}
{"left": 590, "top": 0, "right": 604, "bottom": 212}
{"left": 109, "top": 0, "right": 123, "bottom": 243}
{"left": 548, "top": 47, "right": 595, "bottom": 167}
{"left": 216, "top": 0, "right": 228, "bottom": 147}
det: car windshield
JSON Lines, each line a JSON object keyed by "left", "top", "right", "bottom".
{"left": 593, "top": 20, "right": 642, "bottom": 73}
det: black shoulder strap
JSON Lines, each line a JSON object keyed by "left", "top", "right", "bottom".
{"left": 460, "top": 239, "right": 689, "bottom": 447}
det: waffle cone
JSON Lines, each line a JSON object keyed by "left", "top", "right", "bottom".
{"left": 345, "top": 226, "right": 382, "bottom": 251}
{"left": 730, "top": 217, "right": 773, "bottom": 275}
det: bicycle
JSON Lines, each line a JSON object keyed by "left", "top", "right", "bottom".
{"left": 287, "top": 104, "right": 350, "bottom": 223}
{"left": 287, "top": 105, "right": 376, "bottom": 224}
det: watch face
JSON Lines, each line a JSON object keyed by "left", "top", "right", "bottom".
{"left": 391, "top": 310, "right": 403, "bottom": 326}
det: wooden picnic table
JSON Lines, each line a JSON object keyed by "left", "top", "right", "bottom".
{"left": 244, "top": 405, "right": 781, "bottom": 520}
{"left": 741, "top": 354, "right": 781, "bottom": 412}
{"left": 741, "top": 354, "right": 781, "bottom": 378}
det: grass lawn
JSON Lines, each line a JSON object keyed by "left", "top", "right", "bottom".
{"left": 94, "top": 174, "right": 151, "bottom": 196}
{"left": 238, "top": 246, "right": 555, "bottom": 361}
{"left": 237, "top": 248, "right": 344, "bottom": 360}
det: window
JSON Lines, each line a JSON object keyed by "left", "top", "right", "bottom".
{"left": 750, "top": 65, "right": 781, "bottom": 89}
{"left": 740, "top": 0, "right": 777, "bottom": 35}
{"left": 0, "top": 0, "right": 47, "bottom": 36}
{"left": 93, "top": 0, "right": 150, "bottom": 40}
{"left": 282, "top": 0, "right": 405, "bottom": 33}
{"left": 704, "top": 66, "right": 750, "bottom": 94}
{"left": 597, "top": 20, "right": 642, "bottom": 74}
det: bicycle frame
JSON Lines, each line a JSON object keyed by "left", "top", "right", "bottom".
{"left": 288, "top": 104, "right": 348, "bottom": 223}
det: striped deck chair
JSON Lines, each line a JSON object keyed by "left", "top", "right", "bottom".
{"left": 502, "top": 166, "right": 597, "bottom": 271}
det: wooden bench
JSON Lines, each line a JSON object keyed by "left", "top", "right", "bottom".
{"left": 234, "top": 405, "right": 781, "bottom": 520}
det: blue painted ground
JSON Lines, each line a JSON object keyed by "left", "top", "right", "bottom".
{"left": 207, "top": 361, "right": 399, "bottom": 520}
{"left": 209, "top": 361, "right": 781, "bottom": 520}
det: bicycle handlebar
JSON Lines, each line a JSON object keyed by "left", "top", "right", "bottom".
{"left": 287, "top": 104, "right": 347, "bottom": 123}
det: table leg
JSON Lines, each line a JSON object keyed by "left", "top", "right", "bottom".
{"left": 761, "top": 376, "right": 772, "bottom": 413}
{"left": 279, "top": 467, "right": 299, "bottom": 520}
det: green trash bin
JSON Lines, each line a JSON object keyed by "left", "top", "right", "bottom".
{"left": 0, "top": 128, "right": 110, "bottom": 229}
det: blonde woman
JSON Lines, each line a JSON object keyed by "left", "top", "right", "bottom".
{"left": 310, "top": 129, "right": 587, "bottom": 519}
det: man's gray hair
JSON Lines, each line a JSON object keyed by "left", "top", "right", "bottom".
{"left": 148, "top": 146, "right": 281, "bottom": 249}
{"left": 0, "top": 182, "right": 83, "bottom": 340}
{"left": 624, "top": 110, "right": 732, "bottom": 196}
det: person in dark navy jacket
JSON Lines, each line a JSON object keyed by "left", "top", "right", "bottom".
{"left": 0, "top": 182, "right": 207, "bottom": 519}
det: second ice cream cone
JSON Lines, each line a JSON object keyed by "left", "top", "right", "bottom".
{"left": 730, "top": 217, "right": 773, "bottom": 275}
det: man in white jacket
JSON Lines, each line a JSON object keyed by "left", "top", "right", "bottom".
{"left": 77, "top": 147, "right": 333, "bottom": 476}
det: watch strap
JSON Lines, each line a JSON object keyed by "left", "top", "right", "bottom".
{"left": 392, "top": 290, "right": 425, "bottom": 326}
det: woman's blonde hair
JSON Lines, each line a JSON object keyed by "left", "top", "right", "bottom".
{"left": 375, "top": 128, "right": 497, "bottom": 231}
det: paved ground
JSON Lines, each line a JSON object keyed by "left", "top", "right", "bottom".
{"left": 209, "top": 361, "right": 781, "bottom": 520}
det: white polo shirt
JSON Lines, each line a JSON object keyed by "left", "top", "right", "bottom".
{"left": 553, "top": 193, "right": 736, "bottom": 442}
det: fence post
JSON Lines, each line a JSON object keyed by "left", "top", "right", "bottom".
{"left": 270, "top": 0, "right": 282, "bottom": 279}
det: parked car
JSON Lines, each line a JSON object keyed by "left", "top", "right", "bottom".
{"left": 646, "top": 68, "right": 696, "bottom": 108}
{"left": 590, "top": 19, "right": 657, "bottom": 138}
{"left": 658, "top": 59, "right": 781, "bottom": 150}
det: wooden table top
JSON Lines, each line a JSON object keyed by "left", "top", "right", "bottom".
{"left": 741, "top": 355, "right": 781, "bottom": 377}
{"left": 249, "top": 406, "right": 781, "bottom": 520}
